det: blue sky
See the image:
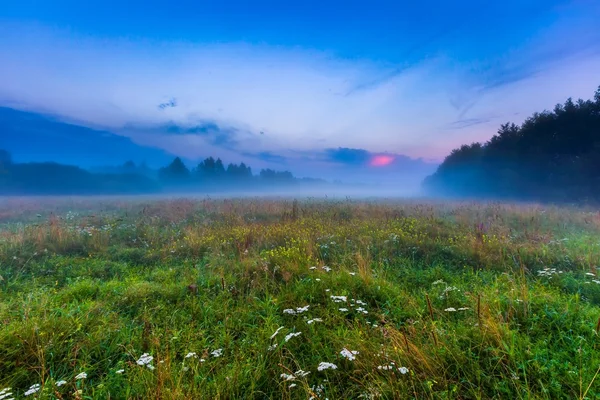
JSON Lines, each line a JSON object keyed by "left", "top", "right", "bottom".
{"left": 1, "top": 0, "right": 600, "bottom": 186}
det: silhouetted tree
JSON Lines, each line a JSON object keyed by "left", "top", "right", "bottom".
{"left": 424, "top": 85, "right": 600, "bottom": 203}
{"left": 159, "top": 157, "right": 190, "bottom": 183}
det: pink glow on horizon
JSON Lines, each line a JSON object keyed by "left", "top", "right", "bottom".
{"left": 370, "top": 154, "right": 395, "bottom": 167}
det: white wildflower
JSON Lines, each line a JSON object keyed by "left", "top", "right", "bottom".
{"left": 330, "top": 295, "right": 347, "bottom": 303}
{"left": 268, "top": 344, "right": 278, "bottom": 351}
{"left": 309, "top": 266, "right": 317, "bottom": 270}
{"left": 307, "top": 318, "right": 323, "bottom": 324}
{"left": 281, "top": 373, "right": 296, "bottom": 381}
{"left": 146, "top": 364, "right": 155, "bottom": 370}
{"left": 340, "top": 348, "right": 359, "bottom": 361}
{"left": 444, "top": 307, "right": 457, "bottom": 312}
{"left": 356, "top": 307, "right": 368, "bottom": 314}
{"left": 322, "top": 266, "right": 332, "bottom": 272}
{"left": 185, "top": 352, "right": 197, "bottom": 359}
{"left": 432, "top": 279, "right": 446, "bottom": 286}
{"left": 325, "top": 289, "right": 331, "bottom": 292}
{"left": 295, "top": 370, "right": 310, "bottom": 377}
{"left": 457, "top": 307, "right": 470, "bottom": 311}
{"left": 317, "top": 362, "right": 338, "bottom": 371}
{"left": 283, "top": 305, "right": 310, "bottom": 315}
{"left": 398, "top": 367, "right": 409, "bottom": 374}
{"left": 270, "top": 326, "right": 285, "bottom": 339}
{"left": 586, "top": 273, "right": 595, "bottom": 276}
{"left": 289, "top": 383, "right": 297, "bottom": 388}
{"left": 0, "top": 387, "right": 13, "bottom": 400}
{"left": 75, "top": 372, "right": 87, "bottom": 380}
{"left": 115, "top": 369, "right": 125, "bottom": 374}
{"left": 349, "top": 272, "right": 356, "bottom": 276}
{"left": 315, "top": 278, "right": 321, "bottom": 281}
{"left": 56, "top": 380, "right": 67, "bottom": 387}
{"left": 284, "top": 332, "right": 302, "bottom": 342}
{"left": 339, "top": 308, "right": 349, "bottom": 312}
{"left": 211, "top": 348, "right": 224, "bottom": 358}
{"left": 136, "top": 353, "right": 153, "bottom": 366}
{"left": 24, "top": 384, "right": 41, "bottom": 396}
{"left": 355, "top": 300, "right": 367, "bottom": 306}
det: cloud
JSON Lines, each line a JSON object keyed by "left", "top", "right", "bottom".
{"left": 324, "top": 147, "right": 371, "bottom": 165}
{"left": 0, "top": 16, "right": 599, "bottom": 166}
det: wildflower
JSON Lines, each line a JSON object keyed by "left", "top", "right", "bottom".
{"left": 340, "top": 348, "right": 359, "bottom": 361}
{"left": 284, "top": 332, "right": 302, "bottom": 342}
{"left": 211, "top": 348, "right": 224, "bottom": 358}
{"left": 339, "top": 308, "right": 349, "bottom": 312}
{"left": 182, "top": 366, "right": 190, "bottom": 372}
{"left": 356, "top": 307, "right": 368, "bottom": 314}
{"left": 146, "top": 364, "right": 155, "bottom": 370}
{"left": 378, "top": 365, "right": 393, "bottom": 370}
{"left": 75, "top": 372, "right": 87, "bottom": 380}
{"left": 268, "top": 344, "right": 278, "bottom": 351}
{"left": 283, "top": 305, "right": 310, "bottom": 315}
{"left": 295, "top": 370, "right": 310, "bottom": 377}
{"left": 586, "top": 272, "right": 595, "bottom": 276}
{"left": 309, "top": 266, "right": 317, "bottom": 270}
{"left": 457, "top": 307, "right": 470, "bottom": 311}
{"left": 330, "top": 295, "right": 347, "bottom": 303}
{"left": 185, "top": 352, "right": 197, "bottom": 359}
{"left": 136, "top": 353, "right": 153, "bottom": 366}
{"left": 322, "top": 266, "right": 332, "bottom": 272}
{"left": 317, "top": 362, "right": 337, "bottom": 371}
{"left": 315, "top": 278, "right": 322, "bottom": 281}
{"left": 289, "top": 383, "right": 297, "bottom": 388}
{"left": 281, "top": 373, "right": 296, "bottom": 381}
{"left": 432, "top": 279, "right": 446, "bottom": 285}
{"left": 270, "top": 326, "right": 285, "bottom": 339}
{"left": 24, "top": 384, "right": 41, "bottom": 396}
{"left": 325, "top": 289, "right": 331, "bottom": 292}
{"left": 398, "top": 367, "right": 409, "bottom": 374}
{"left": 444, "top": 307, "right": 457, "bottom": 312}
{"left": 115, "top": 369, "right": 125, "bottom": 374}
{"left": 355, "top": 300, "right": 367, "bottom": 306}
{"left": 349, "top": 272, "right": 356, "bottom": 276}
{"left": 307, "top": 318, "right": 323, "bottom": 324}
{"left": 56, "top": 380, "right": 67, "bottom": 387}
{"left": 0, "top": 388, "right": 13, "bottom": 400}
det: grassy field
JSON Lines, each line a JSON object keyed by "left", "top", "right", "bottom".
{"left": 1, "top": 197, "right": 600, "bottom": 399}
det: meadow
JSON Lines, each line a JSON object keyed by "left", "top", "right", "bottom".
{"left": 1, "top": 196, "right": 600, "bottom": 399}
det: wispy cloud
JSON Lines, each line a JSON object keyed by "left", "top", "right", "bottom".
{"left": 0, "top": 16, "right": 599, "bottom": 166}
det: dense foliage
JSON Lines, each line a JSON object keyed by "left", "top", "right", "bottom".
{"left": 1, "top": 198, "right": 600, "bottom": 398}
{"left": 0, "top": 154, "right": 319, "bottom": 195}
{"left": 424, "top": 86, "right": 600, "bottom": 203}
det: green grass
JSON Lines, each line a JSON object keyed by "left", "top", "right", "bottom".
{"left": 1, "top": 197, "right": 600, "bottom": 399}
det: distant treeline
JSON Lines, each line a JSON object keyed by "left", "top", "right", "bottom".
{"left": 423, "top": 85, "right": 600, "bottom": 203}
{"left": 0, "top": 152, "right": 325, "bottom": 195}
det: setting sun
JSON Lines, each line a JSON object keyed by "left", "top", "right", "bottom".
{"left": 370, "top": 155, "right": 395, "bottom": 167}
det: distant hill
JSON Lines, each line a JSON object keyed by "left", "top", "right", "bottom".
{"left": 0, "top": 107, "right": 176, "bottom": 168}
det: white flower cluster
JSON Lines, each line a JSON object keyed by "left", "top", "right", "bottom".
{"left": 284, "top": 332, "right": 302, "bottom": 342}
{"left": 330, "top": 295, "right": 347, "bottom": 303}
{"left": 136, "top": 353, "right": 155, "bottom": 370}
{"left": 317, "top": 362, "right": 338, "bottom": 371}
{"left": 211, "top": 348, "right": 224, "bottom": 358}
{"left": 24, "top": 384, "right": 41, "bottom": 397}
{"left": 283, "top": 305, "right": 310, "bottom": 315}
{"left": 340, "top": 348, "right": 359, "bottom": 361}
{"left": 280, "top": 370, "right": 310, "bottom": 381}
{"left": 538, "top": 267, "right": 563, "bottom": 277}
{"left": 0, "top": 387, "right": 13, "bottom": 400}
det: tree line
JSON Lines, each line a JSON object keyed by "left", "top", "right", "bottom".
{"left": 0, "top": 152, "right": 323, "bottom": 195}
{"left": 423, "top": 85, "right": 600, "bottom": 203}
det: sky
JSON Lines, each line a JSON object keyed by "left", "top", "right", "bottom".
{"left": 1, "top": 0, "right": 600, "bottom": 186}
